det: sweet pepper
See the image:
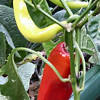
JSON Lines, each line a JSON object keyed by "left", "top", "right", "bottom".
{"left": 38, "top": 42, "right": 72, "bottom": 100}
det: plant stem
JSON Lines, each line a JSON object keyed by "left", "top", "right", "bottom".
{"left": 65, "top": 31, "right": 80, "bottom": 100}
{"left": 0, "top": 66, "right": 5, "bottom": 76}
{"left": 0, "top": 69, "right": 3, "bottom": 76}
{"left": 74, "top": 41, "right": 86, "bottom": 92}
{"left": 86, "top": 35, "right": 99, "bottom": 64}
{"left": 81, "top": 48, "right": 94, "bottom": 55}
{"left": 74, "top": 91, "right": 80, "bottom": 100}
{"left": 75, "top": 29, "right": 81, "bottom": 74}
{"left": 25, "top": 0, "right": 66, "bottom": 28}
{"left": 25, "top": 0, "right": 80, "bottom": 32}
{"left": 60, "top": 0, "right": 73, "bottom": 16}
{"left": 51, "top": 6, "right": 59, "bottom": 13}
{"left": 78, "top": 7, "right": 100, "bottom": 27}
{"left": 37, "top": 52, "right": 70, "bottom": 82}
{"left": 67, "top": 15, "right": 80, "bottom": 23}
{"left": 88, "top": 0, "right": 93, "bottom": 7}
{"left": 9, "top": 0, "right": 12, "bottom": 7}
{"left": 37, "top": 5, "right": 66, "bottom": 28}
{"left": 12, "top": 48, "right": 71, "bottom": 83}
{"left": 72, "top": 0, "right": 99, "bottom": 29}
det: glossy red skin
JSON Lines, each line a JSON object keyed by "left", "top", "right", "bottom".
{"left": 38, "top": 42, "right": 72, "bottom": 100}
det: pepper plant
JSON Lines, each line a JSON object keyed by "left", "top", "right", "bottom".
{"left": 0, "top": 0, "right": 100, "bottom": 100}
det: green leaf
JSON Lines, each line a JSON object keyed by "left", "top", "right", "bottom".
{"left": 0, "top": 93, "right": 8, "bottom": 100}
{"left": 70, "top": 65, "right": 100, "bottom": 100}
{"left": 25, "top": 0, "right": 54, "bottom": 28}
{"left": 0, "top": 5, "right": 28, "bottom": 58}
{"left": 18, "top": 62, "right": 36, "bottom": 91}
{"left": 0, "top": 50, "right": 30, "bottom": 100}
{"left": 0, "top": 0, "right": 9, "bottom": 6}
{"left": 81, "top": 48, "right": 94, "bottom": 55}
{"left": 87, "top": 14, "right": 100, "bottom": 39}
{"left": 0, "top": 32, "right": 6, "bottom": 66}
{"left": 53, "top": 9, "right": 79, "bottom": 21}
{"left": 0, "top": 76, "right": 8, "bottom": 85}
{"left": 0, "top": 23, "right": 16, "bottom": 51}
{"left": 81, "top": 26, "right": 99, "bottom": 63}
{"left": 43, "top": 34, "right": 64, "bottom": 56}
{"left": 84, "top": 14, "right": 100, "bottom": 64}
{"left": 87, "top": 14, "right": 100, "bottom": 52}
{"left": 43, "top": 41, "right": 56, "bottom": 56}
{"left": 42, "top": 9, "right": 68, "bottom": 56}
{"left": 0, "top": 0, "right": 13, "bottom": 7}
{"left": 0, "top": 5, "right": 27, "bottom": 48}
{"left": 53, "top": 10, "right": 68, "bottom": 21}
{"left": 81, "top": 27, "right": 95, "bottom": 50}
{"left": 80, "top": 65, "right": 100, "bottom": 100}
{"left": 29, "top": 43, "right": 43, "bottom": 51}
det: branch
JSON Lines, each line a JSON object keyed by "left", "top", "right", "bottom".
{"left": 14, "top": 48, "right": 71, "bottom": 83}
{"left": 72, "top": 0, "right": 99, "bottom": 29}
{"left": 74, "top": 41, "right": 86, "bottom": 92}
{"left": 60, "top": 0, "right": 73, "bottom": 16}
{"left": 25, "top": 0, "right": 66, "bottom": 29}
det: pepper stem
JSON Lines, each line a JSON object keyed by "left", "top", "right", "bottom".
{"left": 25, "top": 0, "right": 66, "bottom": 28}
{"left": 65, "top": 31, "right": 80, "bottom": 100}
{"left": 60, "top": 0, "right": 73, "bottom": 16}
{"left": 11, "top": 47, "right": 71, "bottom": 83}
{"left": 72, "top": 0, "right": 99, "bottom": 29}
{"left": 74, "top": 41, "right": 86, "bottom": 92}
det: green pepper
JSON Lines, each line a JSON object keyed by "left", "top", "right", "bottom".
{"left": 50, "top": 0, "right": 88, "bottom": 9}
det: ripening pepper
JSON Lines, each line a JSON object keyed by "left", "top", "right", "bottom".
{"left": 50, "top": 0, "right": 88, "bottom": 9}
{"left": 13, "top": 0, "right": 88, "bottom": 43}
{"left": 13, "top": 0, "right": 66, "bottom": 43}
{"left": 37, "top": 42, "right": 72, "bottom": 100}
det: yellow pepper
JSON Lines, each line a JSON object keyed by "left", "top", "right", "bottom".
{"left": 50, "top": 0, "right": 88, "bottom": 9}
{"left": 13, "top": 0, "right": 66, "bottom": 42}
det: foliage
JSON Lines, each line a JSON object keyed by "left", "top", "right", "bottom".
{"left": 0, "top": 0, "right": 100, "bottom": 100}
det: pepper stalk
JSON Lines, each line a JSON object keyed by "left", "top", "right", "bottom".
{"left": 23, "top": 0, "right": 99, "bottom": 99}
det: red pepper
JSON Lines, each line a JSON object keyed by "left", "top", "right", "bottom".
{"left": 38, "top": 42, "right": 72, "bottom": 100}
